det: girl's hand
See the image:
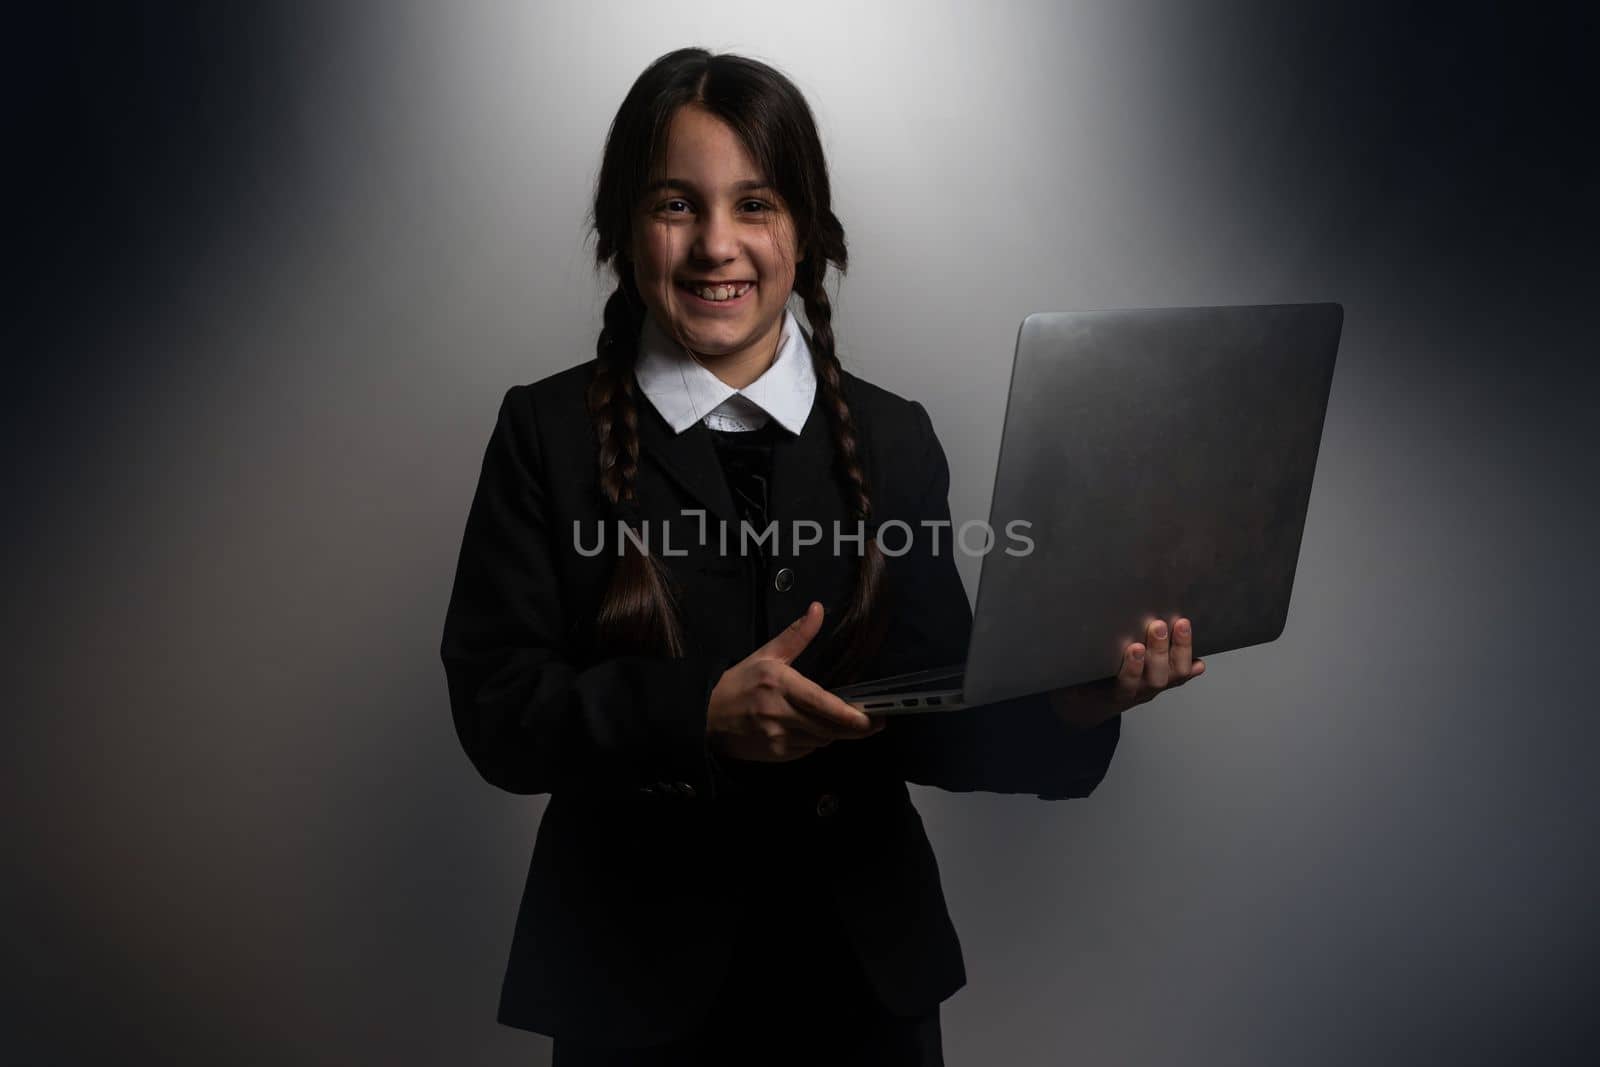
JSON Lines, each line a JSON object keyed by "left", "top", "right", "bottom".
{"left": 707, "top": 601, "right": 886, "bottom": 762}
{"left": 1049, "top": 617, "right": 1206, "bottom": 730}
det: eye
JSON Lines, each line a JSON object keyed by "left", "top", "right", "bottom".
{"left": 740, "top": 199, "right": 772, "bottom": 213}
{"left": 659, "top": 198, "right": 691, "bottom": 214}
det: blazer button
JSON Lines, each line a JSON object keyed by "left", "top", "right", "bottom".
{"left": 815, "top": 792, "right": 840, "bottom": 818}
{"left": 773, "top": 567, "right": 795, "bottom": 592}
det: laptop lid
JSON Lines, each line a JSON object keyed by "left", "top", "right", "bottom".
{"left": 959, "top": 302, "right": 1343, "bottom": 706}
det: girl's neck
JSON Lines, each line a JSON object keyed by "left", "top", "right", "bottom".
{"left": 696, "top": 345, "right": 774, "bottom": 390}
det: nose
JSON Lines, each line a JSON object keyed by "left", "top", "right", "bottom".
{"left": 691, "top": 205, "right": 738, "bottom": 265}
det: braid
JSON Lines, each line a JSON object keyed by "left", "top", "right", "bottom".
{"left": 587, "top": 280, "right": 686, "bottom": 657}
{"left": 806, "top": 292, "right": 872, "bottom": 522}
{"left": 588, "top": 286, "right": 644, "bottom": 509}
{"left": 801, "top": 275, "right": 888, "bottom": 684}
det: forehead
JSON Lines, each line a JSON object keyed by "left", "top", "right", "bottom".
{"left": 654, "top": 106, "right": 767, "bottom": 187}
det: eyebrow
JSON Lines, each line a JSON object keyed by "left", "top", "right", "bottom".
{"left": 643, "top": 178, "right": 775, "bottom": 195}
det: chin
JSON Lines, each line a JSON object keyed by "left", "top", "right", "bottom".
{"left": 677, "top": 330, "right": 750, "bottom": 355}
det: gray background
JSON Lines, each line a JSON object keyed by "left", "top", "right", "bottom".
{"left": 8, "top": 1, "right": 1595, "bottom": 1064}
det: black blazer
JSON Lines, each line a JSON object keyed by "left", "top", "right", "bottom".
{"left": 440, "top": 358, "right": 1121, "bottom": 1046}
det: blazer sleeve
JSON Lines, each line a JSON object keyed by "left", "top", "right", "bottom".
{"left": 877, "top": 401, "right": 1121, "bottom": 801}
{"left": 439, "top": 386, "right": 735, "bottom": 799}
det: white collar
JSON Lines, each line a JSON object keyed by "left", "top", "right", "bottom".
{"left": 634, "top": 306, "right": 817, "bottom": 435}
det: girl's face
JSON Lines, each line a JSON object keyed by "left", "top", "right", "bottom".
{"left": 631, "top": 105, "right": 803, "bottom": 385}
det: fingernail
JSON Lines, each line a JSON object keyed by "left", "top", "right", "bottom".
{"left": 1176, "top": 620, "right": 1190, "bottom": 637}
{"left": 1132, "top": 648, "right": 1145, "bottom": 661}
{"left": 1153, "top": 623, "right": 1167, "bottom": 640}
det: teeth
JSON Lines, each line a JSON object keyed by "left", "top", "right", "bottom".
{"left": 687, "top": 282, "right": 751, "bottom": 301}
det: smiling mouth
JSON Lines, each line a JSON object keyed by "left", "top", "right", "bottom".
{"left": 677, "top": 280, "right": 755, "bottom": 305}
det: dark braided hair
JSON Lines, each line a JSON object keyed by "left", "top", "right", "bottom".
{"left": 584, "top": 274, "right": 686, "bottom": 657}
{"left": 586, "top": 47, "right": 885, "bottom": 676}
{"left": 795, "top": 240, "right": 888, "bottom": 684}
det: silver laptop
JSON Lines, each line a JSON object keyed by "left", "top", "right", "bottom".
{"left": 832, "top": 302, "right": 1344, "bottom": 714}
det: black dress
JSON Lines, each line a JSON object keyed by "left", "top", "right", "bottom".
{"left": 550, "top": 422, "right": 944, "bottom": 1066}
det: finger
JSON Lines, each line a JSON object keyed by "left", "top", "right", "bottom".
{"left": 1169, "top": 656, "right": 1207, "bottom": 688}
{"left": 1144, "top": 619, "right": 1171, "bottom": 690}
{"left": 778, "top": 724, "right": 835, "bottom": 749}
{"left": 752, "top": 700, "right": 840, "bottom": 748}
{"left": 1114, "top": 642, "right": 1145, "bottom": 706}
{"left": 757, "top": 601, "right": 824, "bottom": 665}
{"left": 783, "top": 709, "right": 868, "bottom": 741}
{"left": 766, "top": 731, "right": 833, "bottom": 759}
{"left": 780, "top": 668, "right": 878, "bottom": 734}
{"left": 844, "top": 701, "right": 889, "bottom": 728}
{"left": 1169, "top": 617, "right": 1193, "bottom": 677}
{"left": 749, "top": 689, "right": 856, "bottom": 743}
{"left": 855, "top": 707, "right": 890, "bottom": 736}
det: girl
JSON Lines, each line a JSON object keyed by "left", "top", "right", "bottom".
{"left": 441, "top": 47, "right": 1203, "bottom": 1066}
